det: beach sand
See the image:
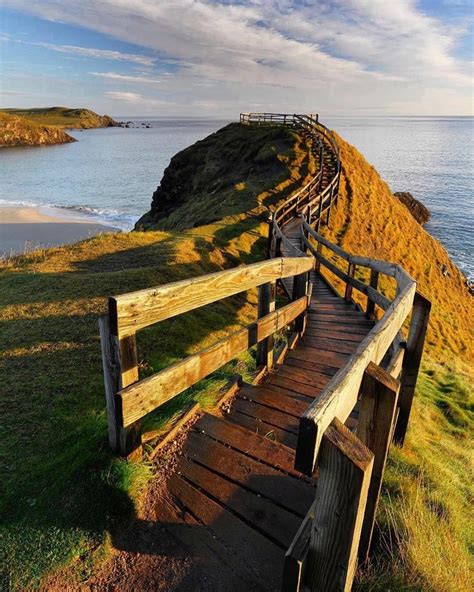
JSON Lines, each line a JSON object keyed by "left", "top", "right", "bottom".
{"left": 0, "top": 205, "right": 121, "bottom": 257}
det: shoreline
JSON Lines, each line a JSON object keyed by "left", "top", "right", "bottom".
{"left": 0, "top": 204, "right": 121, "bottom": 257}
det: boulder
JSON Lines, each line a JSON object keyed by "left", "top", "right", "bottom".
{"left": 394, "top": 192, "right": 430, "bottom": 225}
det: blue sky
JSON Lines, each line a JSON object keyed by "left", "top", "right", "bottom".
{"left": 0, "top": 1, "right": 472, "bottom": 116}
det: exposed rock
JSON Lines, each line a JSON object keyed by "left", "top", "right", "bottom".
{"left": 394, "top": 191, "right": 430, "bottom": 225}
{"left": 0, "top": 112, "right": 76, "bottom": 148}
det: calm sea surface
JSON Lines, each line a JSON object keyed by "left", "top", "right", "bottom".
{"left": 0, "top": 116, "right": 472, "bottom": 280}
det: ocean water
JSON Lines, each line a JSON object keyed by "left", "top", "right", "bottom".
{"left": 0, "top": 116, "right": 472, "bottom": 280}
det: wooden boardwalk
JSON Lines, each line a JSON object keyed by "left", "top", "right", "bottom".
{"left": 102, "top": 113, "right": 429, "bottom": 591}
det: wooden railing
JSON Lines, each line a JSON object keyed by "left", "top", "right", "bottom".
{"left": 243, "top": 113, "right": 430, "bottom": 591}
{"left": 99, "top": 256, "right": 313, "bottom": 457}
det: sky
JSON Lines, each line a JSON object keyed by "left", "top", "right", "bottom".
{"left": 0, "top": 0, "right": 472, "bottom": 117}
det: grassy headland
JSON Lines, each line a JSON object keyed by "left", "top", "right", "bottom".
{"left": 1, "top": 107, "right": 117, "bottom": 129}
{"left": 0, "top": 124, "right": 472, "bottom": 591}
{"left": 0, "top": 112, "right": 76, "bottom": 148}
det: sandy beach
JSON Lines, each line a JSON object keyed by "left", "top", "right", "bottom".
{"left": 0, "top": 205, "right": 120, "bottom": 257}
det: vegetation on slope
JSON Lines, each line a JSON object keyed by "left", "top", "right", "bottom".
{"left": 0, "top": 122, "right": 471, "bottom": 591}
{"left": 0, "top": 112, "right": 76, "bottom": 148}
{"left": 1, "top": 107, "right": 117, "bottom": 129}
{"left": 135, "top": 122, "right": 315, "bottom": 230}
{"left": 0, "top": 125, "right": 312, "bottom": 590}
{"left": 319, "top": 134, "right": 473, "bottom": 591}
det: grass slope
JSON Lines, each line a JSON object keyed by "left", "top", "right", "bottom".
{"left": 0, "top": 112, "right": 75, "bottom": 147}
{"left": 1, "top": 107, "right": 117, "bottom": 129}
{"left": 320, "top": 134, "right": 473, "bottom": 591}
{"left": 0, "top": 125, "right": 311, "bottom": 590}
{"left": 0, "top": 124, "right": 472, "bottom": 591}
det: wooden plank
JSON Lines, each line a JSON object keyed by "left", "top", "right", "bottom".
{"left": 168, "top": 474, "right": 283, "bottom": 588}
{"left": 232, "top": 398, "right": 299, "bottom": 435}
{"left": 285, "top": 356, "right": 338, "bottom": 377}
{"left": 268, "top": 373, "right": 327, "bottom": 396}
{"left": 184, "top": 431, "right": 313, "bottom": 516}
{"left": 238, "top": 385, "right": 309, "bottom": 418}
{"left": 307, "top": 312, "right": 373, "bottom": 324}
{"left": 287, "top": 346, "right": 348, "bottom": 368}
{"left": 178, "top": 457, "right": 301, "bottom": 548}
{"left": 394, "top": 292, "right": 431, "bottom": 444}
{"left": 356, "top": 363, "right": 400, "bottom": 560}
{"left": 256, "top": 281, "right": 276, "bottom": 369}
{"left": 227, "top": 410, "right": 298, "bottom": 449}
{"left": 295, "top": 282, "right": 416, "bottom": 474}
{"left": 307, "top": 418, "right": 374, "bottom": 592}
{"left": 194, "top": 413, "right": 305, "bottom": 479}
{"left": 111, "top": 256, "right": 313, "bottom": 335}
{"left": 301, "top": 336, "right": 358, "bottom": 355}
{"left": 306, "top": 321, "right": 372, "bottom": 335}
{"left": 385, "top": 344, "right": 405, "bottom": 379}
{"left": 117, "top": 296, "right": 307, "bottom": 427}
{"left": 304, "top": 327, "right": 366, "bottom": 342}
{"left": 274, "top": 366, "right": 332, "bottom": 390}
{"left": 366, "top": 269, "right": 379, "bottom": 318}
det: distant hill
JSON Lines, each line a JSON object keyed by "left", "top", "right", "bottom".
{"left": 0, "top": 111, "right": 76, "bottom": 147}
{"left": 1, "top": 106, "right": 118, "bottom": 129}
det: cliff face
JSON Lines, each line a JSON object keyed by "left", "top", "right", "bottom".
{"left": 0, "top": 112, "right": 76, "bottom": 147}
{"left": 135, "top": 122, "right": 315, "bottom": 230}
{"left": 394, "top": 191, "right": 431, "bottom": 225}
{"left": 1, "top": 107, "right": 118, "bottom": 129}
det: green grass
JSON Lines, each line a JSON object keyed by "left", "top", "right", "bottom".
{"left": 1, "top": 107, "right": 115, "bottom": 128}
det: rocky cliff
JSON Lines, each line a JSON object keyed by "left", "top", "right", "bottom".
{"left": 0, "top": 112, "right": 76, "bottom": 147}
{"left": 394, "top": 191, "right": 431, "bottom": 225}
{"left": 1, "top": 107, "right": 118, "bottom": 129}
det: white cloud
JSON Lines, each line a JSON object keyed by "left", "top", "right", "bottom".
{"left": 3, "top": 0, "right": 473, "bottom": 115}
{"left": 90, "top": 71, "right": 162, "bottom": 84}
{"left": 105, "top": 91, "right": 142, "bottom": 101}
{"left": 18, "top": 40, "right": 155, "bottom": 66}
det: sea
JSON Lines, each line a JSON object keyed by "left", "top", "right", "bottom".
{"left": 0, "top": 116, "right": 472, "bottom": 281}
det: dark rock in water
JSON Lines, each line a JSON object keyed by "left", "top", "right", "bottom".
{"left": 394, "top": 192, "right": 430, "bottom": 225}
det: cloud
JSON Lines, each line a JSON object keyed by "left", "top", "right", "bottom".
{"left": 90, "top": 71, "right": 162, "bottom": 84}
{"left": 105, "top": 91, "right": 142, "bottom": 101}
{"left": 3, "top": 0, "right": 473, "bottom": 115}
{"left": 18, "top": 40, "right": 155, "bottom": 66}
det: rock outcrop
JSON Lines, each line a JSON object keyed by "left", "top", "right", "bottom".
{"left": 1, "top": 107, "right": 118, "bottom": 129}
{"left": 394, "top": 191, "right": 430, "bottom": 225}
{"left": 0, "top": 112, "right": 76, "bottom": 148}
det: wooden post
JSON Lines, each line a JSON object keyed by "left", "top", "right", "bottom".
{"left": 108, "top": 299, "right": 143, "bottom": 459}
{"left": 366, "top": 270, "right": 379, "bottom": 318}
{"left": 256, "top": 282, "right": 276, "bottom": 369}
{"left": 325, "top": 186, "right": 333, "bottom": 226}
{"left": 292, "top": 272, "right": 309, "bottom": 334}
{"left": 267, "top": 214, "right": 274, "bottom": 259}
{"left": 394, "top": 292, "right": 431, "bottom": 445}
{"left": 316, "top": 195, "right": 323, "bottom": 232}
{"left": 307, "top": 419, "right": 373, "bottom": 592}
{"left": 344, "top": 263, "right": 355, "bottom": 301}
{"left": 356, "top": 362, "right": 400, "bottom": 560}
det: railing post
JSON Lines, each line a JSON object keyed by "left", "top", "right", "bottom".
{"left": 293, "top": 272, "right": 309, "bottom": 334}
{"left": 344, "top": 263, "right": 355, "bottom": 301}
{"left": 267, "top": 214, "right": 275, "bottom": 259}
{"left": 306, "top": 419, "right": 374, "bottom": 592}
{"left": 256, "top": 281, "right": 276, "bottom": 369}
{"left": 366, "top": 269, "right": 379, "bottom": 318}
{"left": 356, "top": 362, "right": 400, "bottom": 560}
{"left": 325, "top": 186, "right": 333, "bottom": 226}
{"left": 316, "top": 196, "right": 323, "bottom": 232}
{"left": 105, "top": 300, "right": 142, "bottom": 459}
{"left": 394, "top": 292, "right": 431, "bottom": 445}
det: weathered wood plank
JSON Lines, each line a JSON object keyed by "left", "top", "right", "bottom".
{"left": 256, "top": 281, "right": 276, "bottom": 369}
{"left": 306, "top": 418, "right": 374, "bottom": 592}
{"left": 356, "top": 363, "right": 400, "bottom": 560}
{"left": 282, "top": 502, "right": 315, "bottom": 592}
{"left": 111, "top": 256, "right": 313, "bottom": 335}
{"left": 227, "top": 410, "right": 298, "bottom": 449}
{"left": 117, "top": 296, "right": 307, "bottom": 427}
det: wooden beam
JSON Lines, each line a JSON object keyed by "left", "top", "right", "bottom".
{"left": 99, "top": 315, "right": 142, "bottom": 458}
{"left": 394, "top": 292, "right": 431, "bottom": 445}
{"left": 111, "top": 256, "right": 313, "bottom": 335}
{"left": 295, "top": 282, "right": 415, "bottom": 475}
{"left": 356, "top": 362, "right": 400, "bottom": 560}
{"left": 307, "top": 418, "right": 373, "bottom": 592}
{"left": 256, "top": 282, "right": 276, "bottom": 369}
{"left": 344, "top": 263, "right": 355, "bottom": 301}
{"left": 282, "top": 501, "right": 315, "bottom": 592}
{"left": 366, "top": 270, "right": 379, "bottom": 318}
{"left": 117, "top": 296, "right": 308, "bottom": 427}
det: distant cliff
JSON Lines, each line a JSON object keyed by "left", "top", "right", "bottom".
{"left": 0, "top": 112, "right": 76, "bottom": 148}
{"left": 1, "top": 106, "right": 118, "bottom": 129}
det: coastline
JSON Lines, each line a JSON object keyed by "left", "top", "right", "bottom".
{"left": 0, "top": 204, "right": 121, "bottom": 257}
